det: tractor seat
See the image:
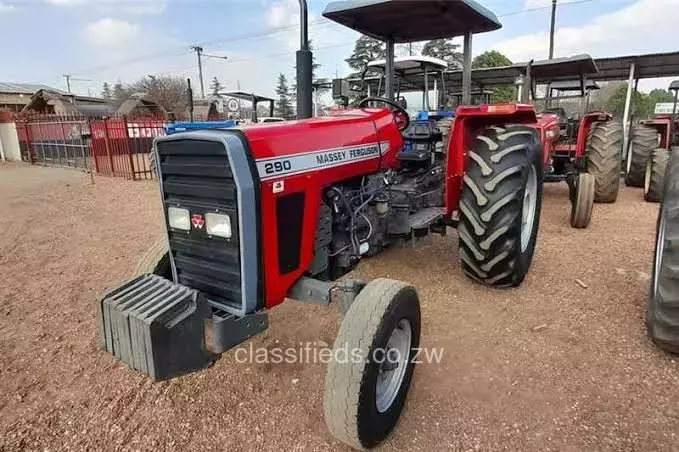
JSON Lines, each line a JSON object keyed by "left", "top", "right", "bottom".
{"left": 543, "top": 107, "right": 568, "bottom": 125}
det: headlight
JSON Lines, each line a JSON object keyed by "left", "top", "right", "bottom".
{"left": 206, "top": 212, "right": 232, "bottom": 238}
{"left": 168, "top": 207, "right": 190, "bottom": 230}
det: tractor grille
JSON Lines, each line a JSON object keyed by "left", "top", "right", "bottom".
{"left": 156, "top": 139, "right": 242, "bottom": 312}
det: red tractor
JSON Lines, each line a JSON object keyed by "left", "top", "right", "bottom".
{"left": 534, "top": 76, "right": 623, "bottom": 227}
{"left": 97, "top": 1, "right": 546, "bottom": 449}
{"left": 625, "top": 80, "right": 679, "bottom": 202}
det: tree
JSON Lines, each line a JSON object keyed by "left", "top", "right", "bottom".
{"left": 472, "top": 50, "right": 512, "bottom": 69}
{"left": 101, "top": 82, "right": 112, "bottom": 100}
{"left": 472, "top": 50, "right": 515, "bottom": 103}
{"left": 648, "top": 88, "right": 675, "bottom": 113}
{"left": 210, "top": 77, "right": 223, "bottom": 96}
{"left": 275, "top": 73, "right": 294, "bottom": 119}
{"left": 422, "top": 39, "right": 462, "bottom": 69}
{"left": 606, "top": 84, "right": 651, "bottom": 118}
{"left": 125, "top": 75, "right": 188, "bottom": 114}
{"left": 112, "top": 82, "right": 126, "bottom": 106}
{"left": 346, "top": 35, "right": 386, "bottom": 73}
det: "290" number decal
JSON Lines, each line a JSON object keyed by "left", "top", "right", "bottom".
{"left": 264, "top": 160, "right": 292, "bottom": 174}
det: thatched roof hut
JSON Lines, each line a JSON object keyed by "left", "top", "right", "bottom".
{"left": 117, "top": 93, "right": 167, "bottom": 118}
{"left": 20, "top": 89, "right": 115, "bottom": 116}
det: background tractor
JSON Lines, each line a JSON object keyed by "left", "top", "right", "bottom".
{"left": 360, "top": 53, "right": 622, "bottom": 228}
{"left": 625, "top": 80, "right": 679, "bottom": 202}
{"left": 98, "top": 0, "right": 547, "bottom": 449}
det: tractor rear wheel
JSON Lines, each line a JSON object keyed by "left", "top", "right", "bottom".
{"left": 626, "top": 124, "right": 657, "bottom": 187}
{"left": 647, "top": 151, "right": 679, "bottom": 353}
{"left": 586, "top": 121, "right": 623, "bottom": 203}
{"left": 324, "top": 278, "right": 420, "bottom": 449}
{"left": 644, "top": 148, "right": 670, "bottom": 203}
{"left": 131, "top": 236, "right": 171, "bottom": 279}
{"left": 570, "top": 173, "right": 595, "bottom": 228}
{"left": 458, "top": 124, "right": 543, "bottom": 287}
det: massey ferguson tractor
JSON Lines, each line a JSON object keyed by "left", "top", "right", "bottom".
{"left": 361, "top": 53, "right": 623, "bottom": 228}
{"left": 97, "top": 1, "right": 546, "bottom": 449}
{"left": 625, "top": 80, "right": 679, "bottom": 203}
{"left": 533, "top": 66, "right": 623, "bottom": 227}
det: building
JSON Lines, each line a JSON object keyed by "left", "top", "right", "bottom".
{"left": 0, "top": 82, "right": 68, "bottom": 112}
{"left": 20, "top": 89, "right": 116, "bottom": 116}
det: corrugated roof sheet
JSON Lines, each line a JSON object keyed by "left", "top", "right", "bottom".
{"left": 0, "top": 82, "right": 66, "bottom": 95}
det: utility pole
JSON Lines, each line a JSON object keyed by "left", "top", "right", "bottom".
{"left": 62, "top": 74, "right": 92, "bottom": 94}
{"left": 545, "top": 0, "right": 557, "bottom": 107}
{"left": 190, "top": 46, "right": 205, "bottom": 99}
{"left": 191, "top": 45, "right": 228, "bottom": 99}
{"left": 548, "top": 0, "right": 557, "bottom": 59}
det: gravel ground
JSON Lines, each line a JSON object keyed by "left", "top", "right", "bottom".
{"left": 1, "top": 163, "right": 678, "bottom": 451}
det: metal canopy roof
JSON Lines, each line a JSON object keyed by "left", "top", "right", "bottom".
{"left": 549, "top": 79, "right": 600, "bottom": 92}
{"left": 220, "top": 91, "right": 274, "bottom": 103}
{"left": 589, "top": 51, "right": 679, "bottom": 81}
{"left": 368, "top": 56, "right": 448, "bottom": 73}
{"left": 322, "top": 0, "right": 501, "bottom": 43}
{"left": 356, "top": 53, "right": 599, "bottom": 93}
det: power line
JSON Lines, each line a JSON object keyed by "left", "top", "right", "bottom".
{"left": 53, "top": 0, "right": 598, "bottom": 89}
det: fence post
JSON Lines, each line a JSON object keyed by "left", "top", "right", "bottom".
{"left": 103, "top": 117, "right": 114, "bottom": 175}
{"left": 25, "top": 119, "right": 35, "bottom": 164}
{"left": 123, "top": 116, "right": 136, "bottom": 180}
{"left": 89, "top": 119, "right": 99, "bottom": 174}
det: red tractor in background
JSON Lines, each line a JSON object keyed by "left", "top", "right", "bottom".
{"left": 533, "top": 72, "right": 623, "bottom": 227}
{"left": 625, "top": 80, "right": 679, "bottom": 202}
{"left": 97, "top": 1, "right": 547, "bottom": 449}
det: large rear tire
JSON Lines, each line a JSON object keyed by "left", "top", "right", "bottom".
{"left": 625, "top": 124, "right": 657, "bottom": 187}
{"left": 458, "top": 124, "right": 543, "bottom": 287}
{"left": 586, "top": 121, "right": 623, "bottom": 203}
{"left": 324, "top": 279, "right": 420, "bottom": 449}
{"left": 644, "top": 148, "right": 669, "bottom": 203}
{"left": 647, "top": 151, "right": 679, "bottom": 353}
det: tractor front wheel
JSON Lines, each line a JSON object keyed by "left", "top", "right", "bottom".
{"left": 569, "top": 173, "right": 595, "bottom": 228}
{"left": 586, "top": 121, "right": 623, "bottom": 203}
{"left": 626, "top": 124, "right": 657, "bottom": 187}
{"left": 644, "top": 148, "right": 670, "bottom": 203}
{"left": 131, "top": 236, "right": 172, "bottom": 279}
{"left": 458, "top": 124, "right": 543, "bottom": 287}
{"left": 324, "top": 278, "right": 420, "bottom": 449}
{"left": 647, "top": 151, "right": 679, "bottom": 352}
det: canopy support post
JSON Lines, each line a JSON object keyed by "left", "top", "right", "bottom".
{"left": 462, "top": 31, "right": 472, "bottom": 105}
{"left": 622, "top": 61, "right": 636, "bottom": 162}
{"left": 385, "top": 39, "right": 395, "bottom": 101}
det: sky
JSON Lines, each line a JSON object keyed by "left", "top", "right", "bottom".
{"left": 1, "top": 0, "right": 678, "bottom": 99}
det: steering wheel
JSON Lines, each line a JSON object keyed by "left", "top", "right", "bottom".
{"left": 358, "top": 96, "right": 410, "bottom": 131}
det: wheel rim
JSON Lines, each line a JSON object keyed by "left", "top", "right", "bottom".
{"left": 644, "top": 159, "right": 652, "bottom": 194}
{"left": 375, "top": 319, "right": 412, "bottom": 413}
{"left": 652, "top": 207, "right": 666, "bottom": 301}
{"left": 521, "top": 164, "right": 538, "bottom": 252}
{"left": 626, "top": 144, "right": 634, "bottom": 174}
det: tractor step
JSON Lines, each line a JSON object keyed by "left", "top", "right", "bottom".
{"left": 409, "top": 207, "right": 445, "bottom": 230}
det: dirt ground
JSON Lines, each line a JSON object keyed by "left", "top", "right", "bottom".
{"left": 1, "top": 163, "right": 678, "bottom": 451}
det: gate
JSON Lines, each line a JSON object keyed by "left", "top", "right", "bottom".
{"left": 22, "top": 116, "right": 91, "bottom": 170}
{"left": 90, "top": 117, "right": 167, "bottom": 180}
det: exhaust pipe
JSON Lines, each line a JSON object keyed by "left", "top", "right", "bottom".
{"left": 296, "top": 0, "right": 313, "bottom": 119}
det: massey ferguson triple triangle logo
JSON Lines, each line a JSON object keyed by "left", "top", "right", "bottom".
{"left": 191, "top": 213, "right": 205, "bottom": 229}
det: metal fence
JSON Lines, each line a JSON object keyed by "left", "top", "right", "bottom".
{"left": 17, "top": 116, "right": 92, "bottom": 170}
{"left": 17, "top": 115, "right": 168, "bottom": 180}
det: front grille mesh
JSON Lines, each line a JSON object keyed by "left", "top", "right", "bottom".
{"left": 156, "top": 139, "right": 241, "bottom": 311}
